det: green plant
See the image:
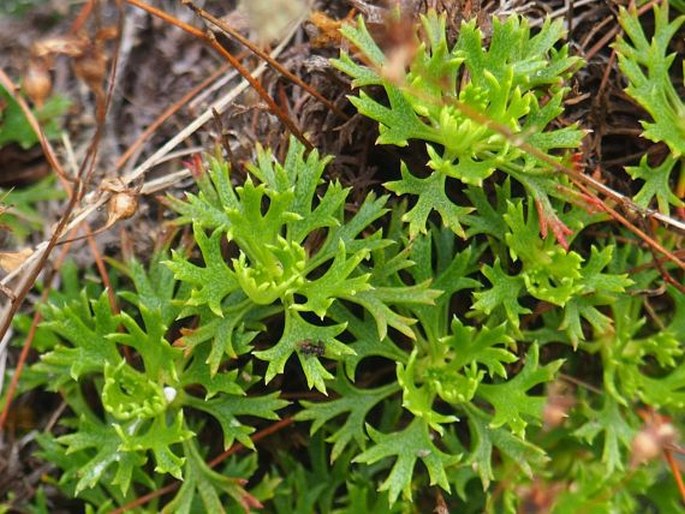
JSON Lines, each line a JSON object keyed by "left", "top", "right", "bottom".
{"left": 0, "top": 175, "right": 65, "bottom": 242}
{"left": 10, "top": 6, "right": 685, "bottom": 514}
{"left": 20, "top": 254, "right": 284, "bottom": 512}
{"left": 0, "top": 85, "right": 69, "bottom": 150}
{"left": 0, "top": 0, "right": 50, "bottom": 16}
{"left": 334, "top": 11, "right": 584, "bottom": 245}
{"left": 615, "top": 2, "right": 685, "bottom": 216}
{"left": 615, "top": 2, "right": 685, "bottom": 158}
{"left": 0, "top": 75, "right": 69, "bottom": 247}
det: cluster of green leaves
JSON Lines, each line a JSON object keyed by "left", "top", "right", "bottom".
{"left": 0, "top": 83, "right": 68, "bottom": 243}
{"left": 615, "top": 1, "right": 685, "bottom": 216}
{"left": 0, "top": 175, "right": 65, "bottom": 242}
{"left": 0, "top": 85, "right": 69, "bottom": 150}
{"left": 164, "top": 141, "right": 438, "bottom": 392}
{"left": 17, "top": 138, "right": 437, "bottom": 512}
{"left": 22, "top": 256, "right": 286, "bottom": 513}
{"left": 334, "top": 10, "right": 584, "bottom": 243}
{"left": 0, "top": 0, "right": 50, "bottom": 16}
{"left": 11, "top": 5, "right": 685, "bottom": 514}
{"left": 326, "top": 7, "right": 682, "bottom": 512}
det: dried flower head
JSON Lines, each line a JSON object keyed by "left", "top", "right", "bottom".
{"left": 239, "top": 0, "right": 310, "bottom": 44}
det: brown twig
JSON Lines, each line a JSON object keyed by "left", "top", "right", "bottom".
{"left": 0, "top": 70, "right": 83, "bottom": 358}
{"left": 585, "top": 0, "right": 661, "bottom": 60}
{"left": 0, "top": 236, "right": 76, "bottom": 430}
{"left": 70, "top": 0, "right": 95, "bottom": 33}
{"left": 0, "top": 4, "right": 294, "bottom": 305}
{"left": 0, "top": 72, "right": 73, "bottom": 190}
{"left": 85, "top": 226, "right": 118, "bottom": 313}
{"left": 211, "top": 107, "right": 240, "bottom": 172}
{"left": 124, "top": 0, "right": 312, "bottom": 150}
{"left": 0, "top": 0, "right": 128, "bottom": 422}
{"left": 181, "top": 0, "right": 349, "bottom": 121}
{"left": 74, "top": 0, "right": 125, "bottom": 191}
{"left": 664, "top": 448, "right": 685, "bottom": 504}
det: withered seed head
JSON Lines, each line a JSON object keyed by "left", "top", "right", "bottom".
{"left": 23, "top": 60, "right": 52, "bottom": 108}
{"left": 630, "top": 420, "right": 678, "bottom": 467}
{"left": 107, "top": 191, "right": 138, "bottom": 224}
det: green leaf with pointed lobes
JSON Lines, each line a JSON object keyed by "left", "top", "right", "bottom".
{"left": 477, "top": 344, "right": 564, "bottom": 437}
{"left": 254, "top": 310, "right": 351, "bottom": 393}
{"left": 354, "top": 418, "right": 461, "bottom": 505}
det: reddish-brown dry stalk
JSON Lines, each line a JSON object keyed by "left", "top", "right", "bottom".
{"left": 124, "top": 0, "right": 312, "bottom": 150}
{"left": 0, "top": 236, "right": 76, "bottom": 430}
{"left": 85, "top": 227, "right": 118, "bottom": 310}
{"left": 664, "top": 448, "right": 685, "bottom": 503}
{"left": 0, "top": 1, "right": 127, "bottom": 427}
{"left": 585, "top": 0, "right": 662, "bottom": 60}
{"left": 0, "top": 71, "right": 72, "bottom": 190}
{"left": 181, "top": 0, "right": 349, "bottom": 121}
{"left": 70, "top": 0, "right": 96, "bottom": 33}
{"left": 0, "top": 73, "right": 83, "bottom": 379}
